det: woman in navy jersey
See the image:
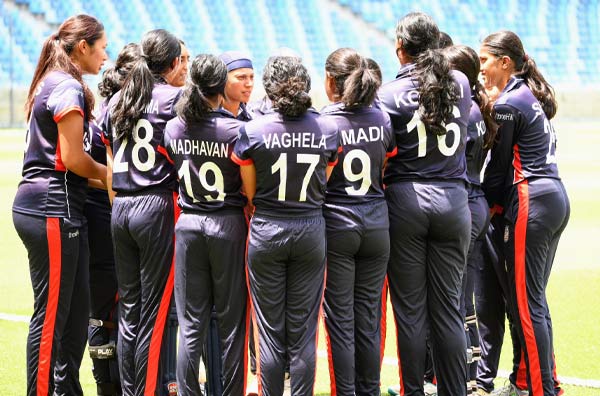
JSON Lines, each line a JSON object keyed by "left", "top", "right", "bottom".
{"left": 377, "top": 12, "right": 472, "bottom": 396}
{"left": 163, "top": 54, "right": 249, "bottom": 396}
{"left": 12, "top": 14, "right": 108, "bottom": 396}
{"left": 85, "top": 42, "right": 140, "bottom": 396}
{"left": 232, "top": 56, "right": 339, "bottom": 396}
{"left": 479, "top": 31, "right": 570, "bottom": 396}
{"left": 443, "top": 44, "right": 497, "bottom": 396}
{"left": 104, "top": 29, "right": 181, "bottom": 396}
{"left": 320, "top": 48, "right": 395, "bottom": 396}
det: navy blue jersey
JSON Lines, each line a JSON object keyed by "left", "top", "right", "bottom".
{"left": 466, "top": 98, "right": 488, "bottom": 188}
{"left": 232, "top": 110, "right": 339, "bottom": 216}
{"left": 13, "top": 71, "right": 91, "bottom": 219}
{"left": 104, "top": 83, "right": 181, "bottom": 193}
{"left": 378, "top": 65, "right": 471, "bottom": 184}
{"left": 164, "top": 110, "right": 247, "bottom": 212}
{"left": 482, "top": 77, "right": 560, "bottom": 208}
{"left": 86, "top": 99, "right": 111, "bottom": 211}
{"left": 321, "top": 103, "right": 396, "bottom": 204}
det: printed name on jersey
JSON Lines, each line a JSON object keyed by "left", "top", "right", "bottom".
{"left": 263, "top": 132, "right": 326, "bottom": 150}
{"left": 340, "top": 125, "right": 385, "bottom": 146}
{"left": 144, "top": 99, "right": 160, "bottom": 115}
{"left": 393, "top": 90, "right": 419, "bottom": 108}
{"left": 169, "top": 139, "right": 229, "bottom": 158}
{"left": 495, "top": 112, "right": 514, "bottom": 121}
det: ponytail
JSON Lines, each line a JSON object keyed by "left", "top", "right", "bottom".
{"left": 413, "top": 49, "right": 458, "bottom": 136}
{"left": 482, "top": 30, "right": 557, "bottom": 119}
{"left": 516, "top": 57, "right": 557, "bottom": 119}
{"left": 326, "top": 48, "right": 381, "bottom": 109}
{"left": 176, "top": 54, "right": 228, "bottom": 124}
{"left": 442, "top": 44, "right": 498, "bottom": 147}
{"left": 111, "top": 29, "right": 181, "bottom": 140}
{"left": 26, "top": 15, "right": 103, "bottom": 121}
{"left": 98, "top": 42, "right": 141, "bottom": 99}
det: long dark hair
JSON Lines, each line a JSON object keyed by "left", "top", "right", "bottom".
{"left": 176, "top": 54, "right": 228, "bottom": 123}
{"left": 443, "top": 45, "right": 497, "bottom": 148}
{"left": 396, "top": 12, "right": 458, "bottom": 135}
{"left": 482, "top": 30, "right": 557, "bottom": 119}
{"left": 25, "top": 14, "right": 104, "bottom": 121}
{"left": 325, "top": 48, "right": 381, "bottom": 109}
{"left": 262, "top": 56, "right": 312, "bottom": 117}
{"left": 111, "top": 29, "right": 181, "bottom": 140}
{"left": 98, "top": 43, "right": 141, "bottom": 99}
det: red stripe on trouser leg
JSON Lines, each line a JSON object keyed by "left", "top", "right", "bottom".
{"left": 145, "top": 196, "right": 178, "bottom": 395}
{"left": 144, "top": 259, "right": 175, "bottom": 396}
{"left": 244, "top": 229, "right": 262, "bottom": 396}
{"left": 324, "top": 316, "right": 337, "bottom": 396}
{"left": 313, "top": 285, "right": 326, "bottom": 396}
{"left": 243, "top": 298, "right": 251, "bottom": 395}
{"left": 552, "top": 354, "right": 563, "bottom": 395}
{"left": 380, "top": 277, "right": 388, "bottom": 370}
{"left": 514, "top": 181, "right": 544, "bottom": 396}
{"left": 391, "top": 308, "right": 405, "bottom": 396}
{"left": 37, "top": 218, "right": 62, "bottom": 396}
{"left": 516, "top": 350, "right": 528, "bottom": 390}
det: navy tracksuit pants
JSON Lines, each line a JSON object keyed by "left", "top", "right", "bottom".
{"left": 323, "top": 201, "right": 390, "bottom": 396}
{"left": 174, "top": 210, "right": 249, "bottom": 396}
{"left": 111, "top": 192, "right": 177, "bottom": 396}
{"left": 503, "top": 178, "right": 569, "bottom": 396}
{"left": 247, "top": 213, "right": 326, "bottom": 396}
{"left": 386, "top": 181, "right": 471, "bottom": 396}
{"left": 13, "top": 213, "right": 90, "bottom": 396}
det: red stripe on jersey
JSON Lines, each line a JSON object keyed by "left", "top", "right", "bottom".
{"left": 100, "top": 132, "right": 110, "bottom": 147}
{"left": 513, "top": 144, "right": 525, "bottom": 184}
{"left": 514, "top": 181, "right": 544, "bottom": 396}
{"left": 386, "top": 146, "right": 398, "bottom": 158}
{"left": 231, "top": 152, "right": 254, "bottom": 166}
{"left": 490, "top": 204, "right": 504, "bottom": 216}
{"left": 380, "top": 277, "right": 388, "bottom": 368}
{"left": 157, "top": 145, "right": 174, "bottom": 165}
{"left": 54, "top": 135, "right": 66, "bottom": 171}
{"left": 53, "top": 105, "right": 84, "bottom": 123}
{"left": 37, "top": 218, "right": 62, "bottom": 396}
{"left": 516, "top": 350, "right": 528, "bottom": 390}
{"left": 337, "top": 146, "right": 344, "bottom": 153}
{"left": 328, "top": 158, "right": 339, "bottom": 167}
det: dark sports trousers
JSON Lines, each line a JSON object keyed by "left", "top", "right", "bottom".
{"left": 323, "top": 201, "right": 389, "bottom": 396}
{"left": 111, "top": 192, "right": 177, "bottom": 396}
{"left": 247, "top": 214, "right": 326, "bottom": 396}
{"left": 174, "top": 211, "right": 249, "bottom": 396}
{"left": 386, "top": 181, "right": 471, "bottom": 396}
{"left": 13, "top": 213, "right": 90, "bottom": 396}
{"left": 460, "top": 193, "right": 490, "bottom": 383}
{"left": 84, "top": 200, "right": 121, "bottom": 395}
{"left": 503, "top": 178, "right": 569, "bottom": 396}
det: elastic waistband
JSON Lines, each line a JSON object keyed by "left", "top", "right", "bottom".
{"left": 253, "top": 208, "right": 323, "bottom": 219}
{"left": 181, "top": 207, "right": 244, "bottom": 216}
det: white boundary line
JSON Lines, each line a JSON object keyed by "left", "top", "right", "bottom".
{"left": 1, "top": 313, "right": 598, "bottom": 389}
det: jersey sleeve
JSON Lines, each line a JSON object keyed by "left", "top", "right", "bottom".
{"left": 382, "top": 112, "right": 398, "bottom": 158}
{"left": 47, "top": 78, "right": 85, "bottom": 122}
{"left": 482, "top": 103, "right": 519, "bottom": 209}
{"left": 231, "top": 125, "right": 254, "bottom": 165}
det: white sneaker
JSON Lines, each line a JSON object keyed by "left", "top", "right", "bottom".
{"left": 424, "top": 381, "right": 437, "bottom": 396}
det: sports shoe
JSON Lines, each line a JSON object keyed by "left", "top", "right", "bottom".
{"left": 424, "top": 381, "right": 437, "bottom": 396}
{"left": 476, "top": 388, "right": 491, "bottom": 395}
{"left": 387, "top": 384, "right": 400, "bottom": 396}
{"left": 491, "top": 382, "right": 529, "bottom": 396}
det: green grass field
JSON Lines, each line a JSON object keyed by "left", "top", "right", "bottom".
{"left": 1, "top": 119, "right": 599, "bottom": 395}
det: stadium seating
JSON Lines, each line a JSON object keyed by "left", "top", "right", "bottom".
{"left": 1, "top": 0, "right": 599, "bottom": 88}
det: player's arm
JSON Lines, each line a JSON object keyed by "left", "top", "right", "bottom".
{"left": 57, "top": 111, "right": 107, "bottom": 185}
{"left": 240, "top": 164, "right": 256, "bottom": 205}
{"left": 106, "top": 145, "right": 116, "bottom": 204}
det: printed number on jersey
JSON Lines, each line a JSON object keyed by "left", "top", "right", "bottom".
{"left": 544, "top": 119, "right": 557, "bottom": 164}
{"left": 271, "top": 153, "right": 319, "bottom": 201}
{"left": 407, "top": 106, "right": 461, "bottom": 157}
{"left": 113, "top": 119, "right": 155, "bottom": 173}
{"left": 343, "top": 149, "right": 371, "bottom": 196}
{"left": 179, "top": 160, "right": 226, "bottom": 202}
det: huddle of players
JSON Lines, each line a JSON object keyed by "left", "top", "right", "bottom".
{"left": 13, "top": 9, "right": 569, "bottom": 396}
